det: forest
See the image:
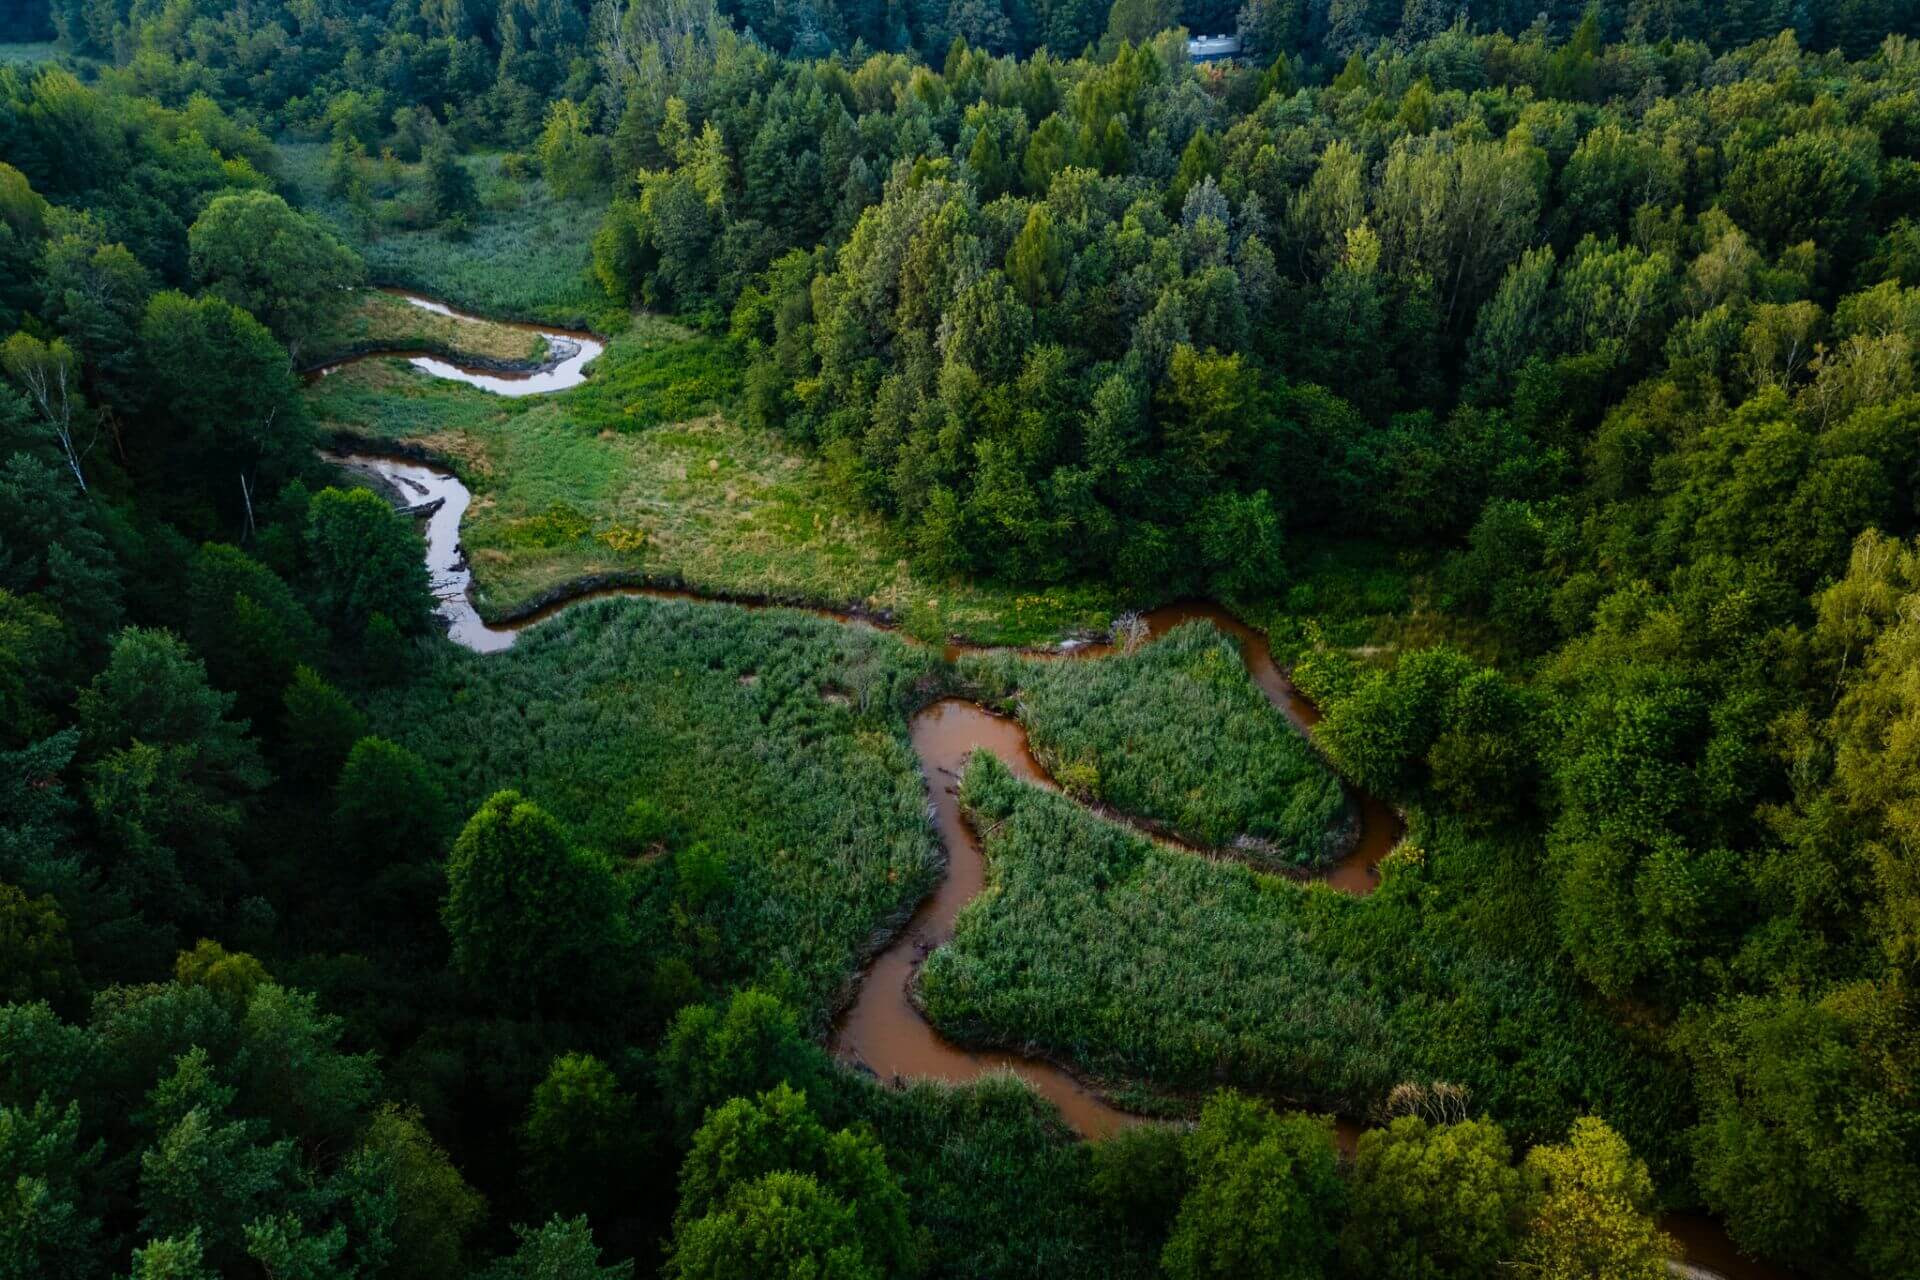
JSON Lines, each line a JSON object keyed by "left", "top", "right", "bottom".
{"left": 3, "top": 0, "right": 1920, "bottom": 1276}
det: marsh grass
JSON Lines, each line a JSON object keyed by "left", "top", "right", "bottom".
{"left": 361, "top": 588, "right": 1687, "bottom": 1185}
{"left": 308, "top": 332, "right": 1124, "bottom": 647}
{"left": 960, "top": 622, "right": 1349, "bottom": 862}
{"left": 280, "top": 142, "right": 611, "bottom": 326}
{"left": 305, "top": 289, "right": 550, "bottom": 366}
{"left": 921, "top": 751, "right": 1397, "bottom": 1104}
{"left": 923, "top": 752, "right": 1695, "bottom": 1181}
{"left": 365, "top": 596, "right": 945, "bottom": 1024}
{"left": 364, "top": 599, "right": 1153, "bottom": 1276}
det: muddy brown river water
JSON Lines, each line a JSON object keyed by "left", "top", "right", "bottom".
{"left": 327, "top": 298, "right": 1785, "bottom": 1280}
{"left": 337, "top": 455, "right": 1397, "bottom": 1140}
{"left": 828, "top": 603, "right": 1405, "bottom": 1138}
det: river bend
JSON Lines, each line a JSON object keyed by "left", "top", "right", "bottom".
{"left": 321, "top": 297, "right": 1779, "bottom": 1280}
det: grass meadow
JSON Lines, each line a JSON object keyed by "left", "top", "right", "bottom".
{"left": 305, "top": 288, "right": 550, "bottom": 366}
{"left": 920, "top": 752, "right": 1397, "bottom": 1103}
{"left": 309, "top": 333, "right": 1125, "bottom": 646}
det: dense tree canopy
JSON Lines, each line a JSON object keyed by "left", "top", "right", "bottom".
{"left": 6, "top": 6, "right": 1920, "bottom": 1278}
{"left": 188, "top": 191, "right": 363, "bottom": 354}
{"left": 1340, "top": 1115, "right": 1526, "bottom": 1280}
{"left": 442, "top": 789, "right": 626, "bottom": 1013}
{"left": 1161, "top": 1091, "right": 1345, "bottom": 1280}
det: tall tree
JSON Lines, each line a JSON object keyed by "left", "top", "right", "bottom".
{"left": 303, "top": 487, "right": 433, "bottom": 640}
{"left": 667, "top": 1083, "right": 912, "bottom": 1280}
{"left": 521, "top": 1053, "right": 645, "bottom": 1222}
{"left": 1162, "top": 1091, "right": 1345, "bottom": 1280}
{"left": 1340, "top": 1115, "right": 1525, "bottom": 1280}
{"left": 1, "top": 333, "right": 89, "bottom": 492}
{"left": 139, "top": 291, "right": 305, "bottom": 514}
{"left": 1518, "top": 1118, "right": 1675, "bottom": 1280}
{"left": 187, "top": 192, "right": 363, "bottom": 355}
{"left": 442, "top": 790, "right": 625, "bottom": 1013}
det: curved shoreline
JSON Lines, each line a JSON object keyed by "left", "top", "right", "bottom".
{"left": 335, "top": 452, "right": 1399, "bottom": 1132}
{"left": 304, "top": 289, "right": 605, "bottom": 393}
{"left": 302, "top": 338, "right": 574, "bottom": 378}
{"left": 319, "top": 292, "right": 1778, "bottom": 1280}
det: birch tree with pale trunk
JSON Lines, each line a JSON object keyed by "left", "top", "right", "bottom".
{"left": 2, "top": 333, "right": 89, "bottom": 494}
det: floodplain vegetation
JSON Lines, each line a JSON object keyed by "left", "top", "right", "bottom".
{"left": 5, "top": 0, "right": 1920, "bottom": 1276}
{"left": 961, "top": 621, "right": 1350, "bottom": 859}
{"left": 307, "top": 325, "right": 1125, "bottom": 645}
{"left": 305, "top": 288, "right": 551, "bottom": 368}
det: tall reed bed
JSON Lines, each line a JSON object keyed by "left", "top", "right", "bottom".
{"left": 961, "top": 622, "right": 1349, "bottom": 863}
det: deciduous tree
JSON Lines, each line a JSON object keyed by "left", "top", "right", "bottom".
{"left": 1517, "top": 1117, "right": 1674, "bottom": 1280}
{"left": 442, "top": 790, "right": 624, "bottom": 1013}
{"left": 187, "top": 192, "right": 362, "bottom": 354}
{"left": 1340, "top": 1115, "right": 1524, "bottom": 1280}
{"left": 1162, "top": 1091, "right": 1345, "bottom": 1280}
{"left": 1, "top": 332, "right": 89, "bottom": 492}
{"left": 303, "top": 487, "right": 432, "bottom": 640}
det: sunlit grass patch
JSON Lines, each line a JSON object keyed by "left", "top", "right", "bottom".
{"left": 306, "top": 328, "right": 1122, "bottom": 646}
{"left": 305, "top": 288, "right": 551, "bottom": 366}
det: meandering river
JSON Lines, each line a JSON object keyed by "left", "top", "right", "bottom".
{"left": 311, "top": 290, "right": 605, "bottom": 394}
{"left": 326, "top": 298, "right": 1784, "bottom": 1280}
{"left": 337, "top": 454, "right": 1396, "bottom": 1139}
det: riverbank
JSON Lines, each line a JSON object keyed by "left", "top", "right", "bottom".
{"left": 305, "top": 332, "right": 1125, "bottom": 646}
{"left": 337, "top": 450, "right": 1398, "bottom": 1120}
{"left": 307, "top": 289, "right": 605, "bottom": 396}
{"left": 305, "top": 288, "right": 554, "bottom": 369}
{"left": 325, "top": 296, "right": 1769, "bottom": 1280}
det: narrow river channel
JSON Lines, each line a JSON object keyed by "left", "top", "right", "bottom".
{"left": 326, "top": 298, "right": 1784, "bottom": 1280}
{"left": 310, "top": 290, "right": 605, "bottom": 394}
{"left": 336, "top": 455, "right": 1397, "bottom": 1140}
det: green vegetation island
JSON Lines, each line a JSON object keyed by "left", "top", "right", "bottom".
{"left": 3, "top": 0, "right": 1919, "bottom": 1277}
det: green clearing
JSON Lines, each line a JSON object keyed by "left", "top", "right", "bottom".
{"left": 308, "top": 329, "right": 1126, "bottom": 647}
{"left": 305, "top": 288, "right": 549, "bottom": 366}
{"left": 961, "top": 622, "right": 1350, "bottom": 861}
{"left": 923, "top": 753, "right": 1695, "bottom": 1183}
{"left": 279, "top": 142, "right": 610, "bottom": 325}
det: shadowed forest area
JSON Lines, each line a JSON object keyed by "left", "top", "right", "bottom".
{"left": 4, "top": 0, "right": 1920, "bottom": 1276}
